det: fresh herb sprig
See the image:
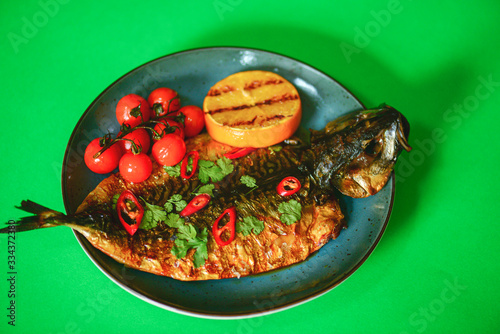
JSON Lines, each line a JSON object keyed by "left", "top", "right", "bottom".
{"left": 198, "top": 157, "right": 234, "bottom": 183}
{"left": 278, "top": 200, "right": 302, "bottom": 225}
{"left": 237, "top": 216, "right": 265, "bottom": 236}
{"left": 192, "top": 184, "right": 215, "bottom": 197}
{"left": 164, "top": 194, "right": 187, "bottom": 213}
{"left": 171, "top": 226, "right": 208, "bottom": 268}
{"left": 137, "top": 196, "right": 208, "bottom": 267}
{"left": 140, "top": 198, "right": 167, "bottom": 230}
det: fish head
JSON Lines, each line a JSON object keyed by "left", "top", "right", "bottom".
{"left": 309, "top": 104, "right": 411, "bottom": 198}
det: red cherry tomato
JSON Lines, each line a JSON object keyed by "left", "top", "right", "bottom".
{"left": 152, "top": 133, "right": 186, "bottom": 166}
{"left": 148, "top": 87, "right": 181, "bottom": 118}
{"left": 153, "top": 119, "right": 184, "bottom": 141}
{"left": 179, "top": 105, "right": 205, "bottom": 138}
{"left": 116, "top": 94, "right": 151, "bottom": 127}
{"left": 119, "top": 128, "right": 151, "bottom": 154}
{"left": 84, "top": 138, "right": 123, "bottom": 174}
{"left": 119, "top": 152, "right": 153, "bottom": 183}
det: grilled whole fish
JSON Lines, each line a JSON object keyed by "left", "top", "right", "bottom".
{"left": 2, "top": 105, "right": 410, "bottom": 281}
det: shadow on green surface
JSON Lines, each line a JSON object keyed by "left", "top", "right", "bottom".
{"left": 186, "top": 23, "right": 472, "bottom": 244}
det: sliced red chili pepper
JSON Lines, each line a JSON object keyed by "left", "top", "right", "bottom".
{"left": 212, "top": 207, "right": 237, "bottom": 246}
{"left": 116, "top": 190, "right": 144, "bottom": 236}
{"left": 181, "top": 150, "right": 199, "bottom": 179}
{"left": 179, "top": 193, "right": 211, "bottom": 217}
{"left": 277, "top": 176, "right": 301, "bottom": 196}
{"left": 223, "top": 147, "right": 256, "bottom": 159}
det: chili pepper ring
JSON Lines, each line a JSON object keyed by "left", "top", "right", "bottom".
{"left": 212, "top": 207, "right": 237, "bottom": 246}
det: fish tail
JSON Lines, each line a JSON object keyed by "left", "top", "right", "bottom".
{"left": 1, "top": 200, "right": 65, "bottom": 233}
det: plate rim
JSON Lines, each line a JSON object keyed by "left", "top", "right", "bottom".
{"left": 61, "top": 46, "right": 394, "bottom": 319}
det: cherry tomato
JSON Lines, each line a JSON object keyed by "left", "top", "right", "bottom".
{"left": 152, "top": 134, "right": 186, "bottom": 166}
{"left": 179, "top": 105, "right": 205, "bottom": 138}
{"left": 84, "top": 138, "right": 123, "bottom": 174}
{"left": 119, "top": 128, "right": 151, "bottom": 154}
{"left": 153, "top": 119, "right": 184, "bottom": 141}
{"left": 148, "top": 87, "right": 181, "bottom": 118}
{"left": 119, "top": 152, "right": 153, "bottom": 183}
{"left": 116, "top": 94, "right": 151, "bottom": 127}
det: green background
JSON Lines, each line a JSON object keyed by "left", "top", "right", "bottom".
{"left": 1, "top": 0, "right": 499, "bottom": 333}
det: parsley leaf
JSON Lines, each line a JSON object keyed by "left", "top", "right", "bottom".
{"left": 198, "top": 158, "right": 234, "bottom": 184}
{"left": 164, "top": 164, "right": 181, "bottom": 177}
{"left": 140, "top": 198, "right": 167, "bottom": 230}
{"left": 193, "top": 184, "right": 215, "bottom": 197}
{"left": 240, "top": 175, "right": 257, "bottom": 189}
{"left": 164, "top": 194, "right": 187, "bottom": 213}
{"left": 278, "top": 200, "right": 302, "bottom": 225}
{"left": 237, "top": 216, "right": 265, "bottom": 236}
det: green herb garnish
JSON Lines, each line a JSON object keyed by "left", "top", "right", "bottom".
{"left": 269, "top": 145, "right": 282, "bottom": 153}
{"left": 278, "top": 200, "right": 302, "bottom": 225}
{"left": 164, "top": 194, "right": 187, "bottom": 213}
{"left": 193, "top": 184, "right": 215, "bottom": 197}
{"left": 240, "top": 175, "right": 257, "bottom": 189}
{"left": 237, "top": 216, "right": 265, "bottom": 236}
{"left": 111, "top": 194, "right": 120, "bottom": 210}
{"left": 165, "top": 213, "right": 184, "bottom": 228}
{"left": 140, "top": 198, "right": 167, "bottom": 230}
{"left": 164, "top": 164, "right": 181, "bottom": 177}
{"left": 171, "top": 226, "right": 208, "bottom": 268}
{"left": 198, "top": 157, "right": 234, "bottom": 184}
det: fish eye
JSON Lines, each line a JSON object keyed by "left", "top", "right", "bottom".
{"left": 364, "top": 138, "right": 383, "bottom": 156}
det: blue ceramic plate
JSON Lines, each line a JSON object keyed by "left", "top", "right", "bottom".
{"left": 62, "top": 47, "right": 394, "bottom": 319}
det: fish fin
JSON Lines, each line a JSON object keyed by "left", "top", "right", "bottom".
{"left": 15, "top": 199, "right": 59, "bottom": 215}
{"left": 1, "top": 200, "right": 64, "bottom": 233}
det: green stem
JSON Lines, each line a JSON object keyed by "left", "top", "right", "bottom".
{"left": 92, "top": 113, "right": 181, "bottom": 159}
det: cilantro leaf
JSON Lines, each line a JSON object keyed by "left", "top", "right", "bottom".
{"left": 164, "top": 194, "right": 187, "bottom": 212}
{"left": 140, "top": 198, "right": 167, "bottom": 230}
{"left": 269, "top": 145, "right": 282, "bottom": 152}
{"left": 177, "top": 223, "right": 197, "bottom": 240}
{"left": 197, "top": 160, "right": 218, "bottom": 183}
{"left": 194, "top": 184, "right": 215, "bottom": 197}
{"left": 164, "top": 202, "right": 174, "bottom": 213}
{"left": 192, "top": 242, "right": 208, "bottom": 268}
{"left": 171, "top": 239, "right": 189, "bottom": 258}
{"left": 217, "top": 157, "right": 234, "bottom": 176}
{"left": 278, "top": 200, "right": 302, "bottom": 225}
{"left": 237, "top": 216, "right": 265, "bottom": 236}
{"left": 165, "top": 213, "right": 184, "bottom": 228}
{"left": 197, "top": 158, "right": 234, "bottom": 184}
{"left": 111, "top": 194, "right": 120, "bottom": 210}
{"left": 171, "top": 226, "right": 209, "bottom": 268}
{"left": 240, "top": 175, "right": 257, "bottom": 189}
{"left": 164, "top": 164, "right": 181, "bottom": 177}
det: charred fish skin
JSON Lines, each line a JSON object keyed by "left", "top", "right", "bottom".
{"left": 301, "top": 105, "right": 411, "bottom": 198}
{"left": 1, "top": 105, "right": 410, "bottom": 280}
